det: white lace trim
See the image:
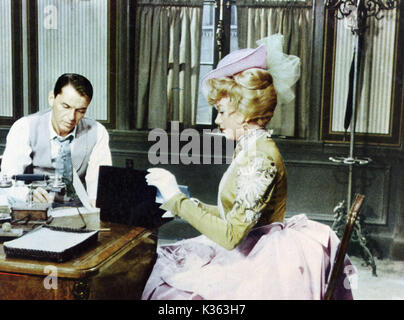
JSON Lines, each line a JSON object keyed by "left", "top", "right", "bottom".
{"left": 219, "top": 129, "right": 274, "bottom": 223}
{"left": 236, "top": 128, "right": 271, "bottom": 152}
{"left": 235, "top": 156, "right": 277, "bottom": 223}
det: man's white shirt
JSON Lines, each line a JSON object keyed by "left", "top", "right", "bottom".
{"left": 1, "top": 112, "right": 112, "bottom": 204}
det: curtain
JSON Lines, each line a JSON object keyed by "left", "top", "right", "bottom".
{"left": 331, "top": 9, "right": 397, "bottom": 134}
{"left": 0, "top": 0, "right": 12, "bottom": 117}
{"left": 37, "top": 0, "right": 109, "bottom": 120}
{"left": 236, "top": 0, "right": 312, "bottom": 138}
{"left": 135, "top": 0, "right": 203, "bottom": 129}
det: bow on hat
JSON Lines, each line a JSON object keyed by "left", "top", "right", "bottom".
{"left": 201, "top": 34, "right": 301, "bottom": 108}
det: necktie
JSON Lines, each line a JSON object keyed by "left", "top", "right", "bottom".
{"left": 55, "top": 135, "right": 76, "bottom": 199}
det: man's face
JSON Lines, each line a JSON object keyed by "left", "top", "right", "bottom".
{"left": 49, "top": 84, "right": 90, "bottom": 137}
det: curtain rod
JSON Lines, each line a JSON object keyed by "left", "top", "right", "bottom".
{"left": 236, "top": 3, "right": 312, "bottom": 8}
{"left": 137, "top": 4, "right": 204, "bottom": 8}
{"left": 137, "top": 2, "right": 203, "bottom": 8}
{"left": 236, "top": 0, "right": 312, "bottom": 8}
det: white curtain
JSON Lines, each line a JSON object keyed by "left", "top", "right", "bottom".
{"left": 37, "top": 0, "right": 108, "bottom": 120}
{"left": 236, "top": 0, "right": 312, "bottom": 138}
{"left": 135, "top": 0, "right": 203, "bottom": 129}
{"left": 0, "top": 0, "right": 13, "bottom": 117}
{"left": 331, "top": 9, "right": 397, "bottom": 134}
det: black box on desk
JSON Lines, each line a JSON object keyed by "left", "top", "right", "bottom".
{"left": 96, "top": 166, "right": 169, "bottom": 229}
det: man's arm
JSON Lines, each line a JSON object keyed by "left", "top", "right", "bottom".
{"left": 1, "top": 117, "right": 32, "bottom": 176}
{"left": 85, "top": 122, "right": 112, "bottom": 206}
{"left": 1, "top": 117, "right": 46, "bottom": 202}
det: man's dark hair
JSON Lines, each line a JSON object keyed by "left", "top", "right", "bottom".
{"left": 53, "top": 73, "right": 93, "bottom": 100}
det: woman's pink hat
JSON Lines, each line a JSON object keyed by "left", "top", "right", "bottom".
{"left": 201, "top": 44, "right": 267, "bottom": 96}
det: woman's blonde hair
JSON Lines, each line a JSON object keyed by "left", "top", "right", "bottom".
{"left": 206, "top": 68, "right": 277, "bottom": 127}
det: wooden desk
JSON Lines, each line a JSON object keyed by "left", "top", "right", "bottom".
{"left": 0, "top": 222, "right": 157, "bottom": 300}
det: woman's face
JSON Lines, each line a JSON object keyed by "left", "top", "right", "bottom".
{"left": 214, "top": 97, "right": 244, "bottom": 140}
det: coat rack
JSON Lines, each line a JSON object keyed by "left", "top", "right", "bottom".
{"left": 325, "top": 0, "right": 399, "bottom": 276}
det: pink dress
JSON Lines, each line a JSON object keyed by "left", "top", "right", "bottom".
{"left": 142, "top": 214, "right": 355, "bottom": 300}
{"left": 142, "top": 131, "right": 355, "bottom": 300}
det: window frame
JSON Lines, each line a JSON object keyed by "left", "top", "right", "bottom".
{"left": 196, "top": 0, "right": 316, "bottom": 136}
{"left": 0, "top": 0, "right": 23, "bottom": 126}
{"left": 195, "top": 0, "right": 234, "bottom": 129}
{"left": 320, "top": 4, "right": 404, "bottom": 146}
{"left": 3, "top": 0, "right": 118, "bottom": 129}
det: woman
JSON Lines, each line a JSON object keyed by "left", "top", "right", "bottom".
{"left": 142, "top": 34, "right": 354, "bottom": 300}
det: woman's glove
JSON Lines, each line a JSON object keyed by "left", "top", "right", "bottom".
{"left": 146, "top": 168, "right": 181, "bottom": 202}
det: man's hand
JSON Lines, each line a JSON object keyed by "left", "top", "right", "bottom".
{"left": 33, "top": 187, "right": 53, "bottom": 203}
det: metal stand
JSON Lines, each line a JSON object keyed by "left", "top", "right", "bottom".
{"left": 330, "top": 197, "right": 377, "bottom": 276}
{"left": 326, "top": 194, "right": 366, "bottom": 299}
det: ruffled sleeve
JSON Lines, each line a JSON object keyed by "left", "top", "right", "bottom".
{"left": 233, "top": 155, "right": 277, "bottom": 223}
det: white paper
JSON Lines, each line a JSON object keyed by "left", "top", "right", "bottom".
{"left": 155, "top": 185, "right": 190, "bottom": 204}
{"left": 162, "top": 211, "right": 174, "bottom": 218}
{"left": 4, "top": 227, "right": 97, "bottom": 253}
{"left": 1, "top": 182, "right": 29, "bottom": 205}
{"left": 0, "top": 193, "right": 10, "bottom": 213}
{"left": 50, "top": 206, "right": 99, "bottom": 217}
{"left": 72, "top": 169, "right": 93, "bottom": 211}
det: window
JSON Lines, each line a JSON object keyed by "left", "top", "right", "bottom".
{"left": 196, "top": 0, "right": 313, "bottom": 139}
{"left": 0, "top": 0, "right": 13, "bottom": 118}
{"left": 197, "top": 1, "right": 216, "bottom": 125}
{"left": 0, "top": 0, "right": 116, "bottom": 128}
{"left": 134, "top": 0, "right": 203, "bottom": 130}
{"left": 196, "top": 0, "right": 239, "bottom": 126}
{"left": 321, "top": 5, "right": 403, "bottom": 145}
{"left": 37, "top": 0, "right": 109, "bottom": 121}
{"left": 0, "top": 0, "right": 23, "bottom": 125}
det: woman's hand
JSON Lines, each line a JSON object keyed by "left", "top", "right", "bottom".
{"left": 146, "top": 168, "right": 181, "bottom": 202}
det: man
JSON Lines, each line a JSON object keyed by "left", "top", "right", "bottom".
{"left": 1, "top": 73, "right": 112, "bottom": 206}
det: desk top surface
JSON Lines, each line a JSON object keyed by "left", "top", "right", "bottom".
{"left": 0, "top": 222, "right": 152, "bottom": 279}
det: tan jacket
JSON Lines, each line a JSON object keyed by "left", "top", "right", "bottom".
{"left": 161, "top": 131, "right": 287, "bottom": 250}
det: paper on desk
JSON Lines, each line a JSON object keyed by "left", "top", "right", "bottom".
{"left": 0, "top": 194, "right": 8, "bottom": 206}
{"left": 1, "top": 183, "right": 29, "bottom": 206}
{"left": 50, "top": 206, "right": 98, "bottom": 217}
{"left": 4, "top": 227, "right": 98, "bottom": 253}
{"left": 73, "top": 169, "right": 93, "bottom": 211}
{"left": 155, "top": 185, "right": 190, "bottom": 204}
{"left": 0, "top": 194, "right": 10, "bottom": 214}
{"left": 49, "top": 206, "right": 100, "bottom": 230}
{"left": 156, "top": 190, "right": 173, "bottom": 217}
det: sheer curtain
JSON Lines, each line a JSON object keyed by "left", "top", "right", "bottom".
{"left": 135, "top": 0, "right": 203, "bottom": 129}
{"left": 0, "top": 0, "right": 13, "bottom": 117}
{"left": 236, "top": 0, "right": 312, "bottom": 137}
{"left": 37, "top": 0, "right": 108, "bottom": 121}
{"left": 331, "top": 9, "right": 397, "bottom": 135}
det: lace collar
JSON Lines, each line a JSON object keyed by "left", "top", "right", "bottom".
{"left": 234, "top": 128, "right": 272, "bottom": 158}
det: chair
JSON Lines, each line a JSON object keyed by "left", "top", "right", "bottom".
{"left": 325, "top": 193, "right": 365, "bottom": 300}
